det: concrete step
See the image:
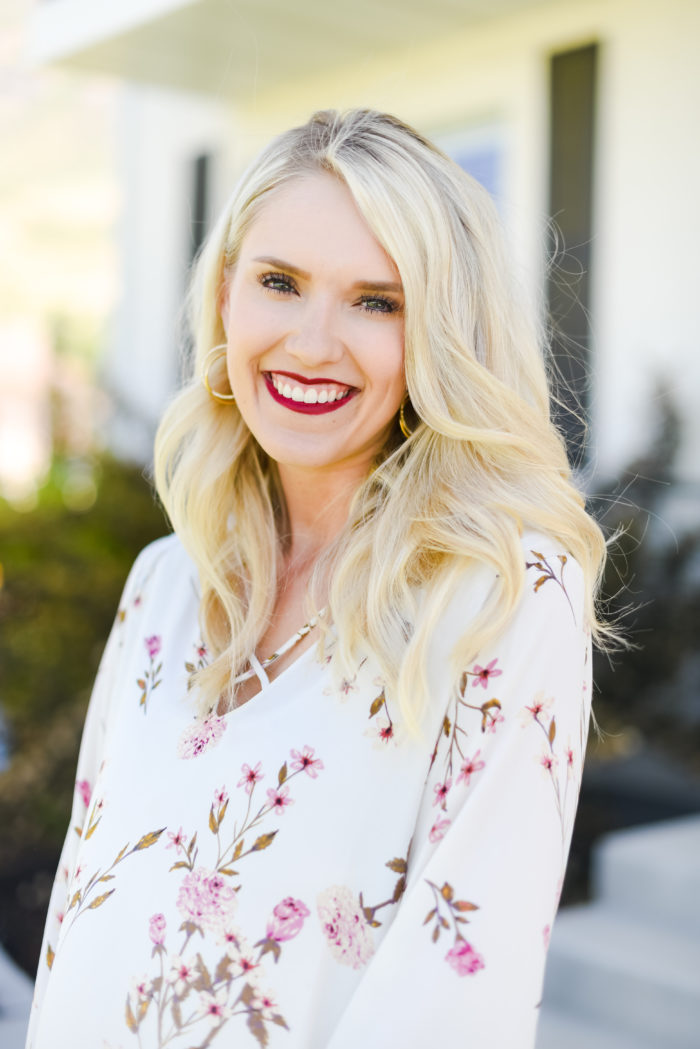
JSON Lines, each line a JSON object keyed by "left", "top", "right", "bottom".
{"left": 0, "top": 944, "right": 32, "bottom": 1049}
{"left": 593, "top": 813, "right": 700, "bottom": 933}
{"left": 536, "top": 1006, "right": 664, "bottom": 1049}
{"left": 542, "top": 903, "right": 700, "bottom": 1049}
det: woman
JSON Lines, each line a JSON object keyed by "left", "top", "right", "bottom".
{"left": 27, "top": 109, "right": 608, "bottom": 1049}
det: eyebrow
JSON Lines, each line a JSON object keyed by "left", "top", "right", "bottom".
{"left": 252, "top": 256, "right": 404, "bottom": 294}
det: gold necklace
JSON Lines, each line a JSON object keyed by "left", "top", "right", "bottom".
{"left": 233, "top": 611, "right": 324, "bottom": 685}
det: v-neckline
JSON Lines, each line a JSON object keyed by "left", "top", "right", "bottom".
{"left": 216, "top": 636, "right": 323, "bottom": 719}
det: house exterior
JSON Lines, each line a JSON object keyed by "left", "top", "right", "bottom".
{"left": 28, "top": 0, "right": 700, "bottom": 497}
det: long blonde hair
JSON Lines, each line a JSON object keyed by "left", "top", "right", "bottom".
{"left": 154, "top": 108, "right": 608, "bottom": 729}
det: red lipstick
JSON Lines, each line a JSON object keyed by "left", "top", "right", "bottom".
{"left": 263, "top": 373, "right": 357, "bottom": 415}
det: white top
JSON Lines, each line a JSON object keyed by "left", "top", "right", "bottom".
{"left": 27, "top": 531, "right": 591, "bottom": 1049}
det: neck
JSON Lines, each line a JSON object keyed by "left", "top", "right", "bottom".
{"left": 276, "top": 460, "right": 367, "bottom": 572}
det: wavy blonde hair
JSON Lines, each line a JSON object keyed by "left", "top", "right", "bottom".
{"left": 154, "top": 108, "right": 609, "bottom": 729}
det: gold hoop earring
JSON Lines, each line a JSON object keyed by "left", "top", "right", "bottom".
{"left": 202, "top": 345, "right": 235, "bottom": 403}
{"left": 399, "top": 394, "right": 413, "bottom": 439}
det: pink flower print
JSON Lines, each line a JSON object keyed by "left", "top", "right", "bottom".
{"left": 472, "top": 658, "right": 502, "bottom": 689}
{"left": 177, "top": 715, "right": 227, "bottom": 759}
{"left": 485, "top": 709, "right": 505, "bottom": 734}
{"left": 266, "top": 897, "right": 310, "bottom": 942}
{"left": 138, "top": 636, "right": 164, "bottom": 712}
{"left": 169, "top": 954, "right": 196, "bottom": 997}
{"left": 166, "top": 827, "right": 186, "bottom": 853}
{"left": 213, "top": 785, "right": 229, "bottom": 807}
{"left": 520, "top": 691, "right": 554, "bottom": 725}
{"left": 56, "top": 910, "right": 65, "bottom": 925}
{"left": 317, "top": 885, "right": 375, "bottom": 970}
{"left": 227, "top": 937, "right": 260, "bottom": 978}
{"left": 445, "top": 939, "right": 485, "bottom": 976}
{"left": 290, "top": 746, "right": 324, "bottom": 778}
{"left": 566, "top": 743, "right": 575, "bottom": 777}
{"left": 176, "top": 867, "right": 237, "bottom": 935}
{"left": 539, "top": 751, "right": 558, "bottom": 774}
{"left": 543, "top": 924, "right": 551, "bottom": 948}
{"left": 433, "top": 777, "right": 452, "bottom": 809}
{"left": 253, "top": 990, "right": 278, "bottom": 1021}
{"left": 456, "top": 750, "right": 485, "bottom": 787}
{"left": 148, "top": 913, "right": 166, "bottom": 946}
{"left": 131, "top": 974, "right": 152, "bottom": 1002}
{"left": 266, "top": 785, "right": 293, "bottom": 813}
{"left": 199, "top": 986, "right": 231, "bottom": 1024}
{"left": 196, "top": 643, "right": 207, "bottom": 659}
{"left": 237, "top": 762, "right": 264, "bottom": 794}
{"left": 75, "top": 778, "right": 92, "bottom": 808}
{"left": 145, "top": 635, "right": 161, "bottom": 660}
{"left": 429, "top": 817, "right": 451, "bottom": 843}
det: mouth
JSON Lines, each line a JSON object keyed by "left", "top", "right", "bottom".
{"left": 263, "top": 371, "right": 358, "bottom": 415}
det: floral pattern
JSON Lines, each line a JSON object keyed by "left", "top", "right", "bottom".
{"left": 137, "top": 635, "right": 163, "bottom": 712}
{"left": 28, "top": 533, "right": 592, "bottom": 1049}
{"left": 123, "top": 747, "right": 323, "bottom": 1047}
{"left": 177, "top": 714, "right": 227, "bottom": 760}
{"left": 423, "top": 879, "right": 483, "bottom": 977}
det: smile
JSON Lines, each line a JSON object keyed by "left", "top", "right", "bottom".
{"left": 264, "top": 372, "right": 357, "bottom": 415}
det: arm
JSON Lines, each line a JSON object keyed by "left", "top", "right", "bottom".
{"left": 327, "top": 546, "right": 591, "bottom": 1049}
{"left": 25, "top": 542, "right": 160, "bottom": 1046}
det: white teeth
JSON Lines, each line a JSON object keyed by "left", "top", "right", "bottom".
{"left": 270, "top": 375, "right": 350, "bottom": 404}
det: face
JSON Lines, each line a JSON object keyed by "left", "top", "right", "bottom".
{"left": 220, "top": 172, "right": 406, "bottom": 485}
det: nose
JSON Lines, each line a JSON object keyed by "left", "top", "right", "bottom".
{"left": 284, "top": 295, "right": 344, "bottom": 367}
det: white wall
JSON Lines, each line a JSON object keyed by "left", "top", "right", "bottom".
{"left": 104, "top": 83, "right": 231, "bottom": 460}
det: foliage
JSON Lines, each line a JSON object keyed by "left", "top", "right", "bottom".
{"left": 589, "top": 388, "right": 700, "bottom": 774}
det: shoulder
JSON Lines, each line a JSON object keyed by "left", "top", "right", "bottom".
{"left": 518, "top": 529, "right": 585, "bottom": 614}
{"left": 122, "top": 532, "right": 199, "bottom": 604}
{"left": 442, "top": 529, "right": 585, "bottom": 648}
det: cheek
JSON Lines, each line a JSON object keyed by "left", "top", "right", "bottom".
{"left": 225, "top": 301, "right": 283, "bottom": 369}
{"left": 370, "top": 331, "right": 405, "bottom": 393}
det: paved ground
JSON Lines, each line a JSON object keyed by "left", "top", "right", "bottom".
{"left": 0, "top": 945, "right": 32, "bottom": 1049}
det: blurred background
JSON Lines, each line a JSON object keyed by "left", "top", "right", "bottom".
{"left": 0, "top": 1, "right": 698, "bottom": 1047}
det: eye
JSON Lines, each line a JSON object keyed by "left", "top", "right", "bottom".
{"left": 259, "top": 272, "right": 297, "bottom": 295}
{"left": 358, "top": 295, "right": 401, "bottom": 315}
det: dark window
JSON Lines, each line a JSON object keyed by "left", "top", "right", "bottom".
{"left": 547, "top": 43, "right": 598, "bottom": 467}
{"left": 190, "top": 153, "right": 211, "bottom": 264}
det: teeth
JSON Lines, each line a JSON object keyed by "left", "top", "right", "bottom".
{"left": 270, "top": 375, "right": 349, "bottom": 405}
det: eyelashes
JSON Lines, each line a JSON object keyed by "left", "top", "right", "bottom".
{"left": 258, "top": 271, "right": 402, "bottom": 316}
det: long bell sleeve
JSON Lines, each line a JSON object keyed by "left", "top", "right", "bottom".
{"left": 326, "top": 544, "right": 591, "bottom": 1049}
{"left": 24, "top": 541, "right": 166, "bottom": 1047}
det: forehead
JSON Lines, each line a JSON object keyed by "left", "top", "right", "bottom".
{"left": 238, "top": 172, "right": 399, "bottom": 280}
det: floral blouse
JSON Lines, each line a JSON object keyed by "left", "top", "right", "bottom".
{"left": 26, "top": 531, "right": 591, "bottom": 1049}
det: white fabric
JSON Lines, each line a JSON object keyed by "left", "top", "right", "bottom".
{"left": 27, "top": 531, "right": 591, "bottom": 1049}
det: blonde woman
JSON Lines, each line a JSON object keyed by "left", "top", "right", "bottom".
{"left": 27, "top": 109, "right": 607, "bottom": 1049}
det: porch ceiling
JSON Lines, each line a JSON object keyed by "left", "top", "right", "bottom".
{"left": 31, "top": 0, "right": 549, "bottom": 99}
